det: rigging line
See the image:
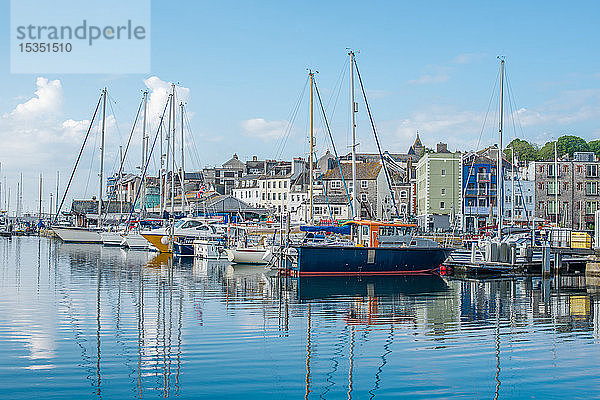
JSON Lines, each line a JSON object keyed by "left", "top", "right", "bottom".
{"left": 314, "top": 79, "right": 354, "bottom": 215}
{"left": 107, "top": 93, "right": 134, "bottom": 173}
{"left": 183, "top": 109, "right": 203, "bottom": 171}
{"left": 353, "top": 59, "right": 400, "bottom": 218}
{"left": 275, "top": 76, "right": 309, "bottom": 159}
{"left": 125, "top": 95, "right": 172, "bottom": 231}
{"left": 54, "top": 92, "right": 103, "bottom": 223}
{"left": 100, "top": 93, "right": 145, "bottom": 223}
{"left": 323, "top": 57, "right": 349, "bottom": 126}
{"left": 456, "top": 66, "right": 501, "bottom": 234}
{"left": 505, "top": 68, "right": 526, "bottom": 141}
{"left": 84, "top": 113, "right": 101, "bottom": 198}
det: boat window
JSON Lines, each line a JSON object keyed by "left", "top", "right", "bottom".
{"left": 187, "top": 221, "right": 204, "bottom": 228}
{"left": 362, "top": 226, "right": 369, "bottom": 236}
{"left": 174, "top": 220, "right": 187, "bottom": 228}
{"left": 196, "top": 225, "right": 210, "bottom": 231}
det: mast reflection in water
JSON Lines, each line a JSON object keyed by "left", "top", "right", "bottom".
{"left": 0, "top": 237, "right": 599, "bottom": 399}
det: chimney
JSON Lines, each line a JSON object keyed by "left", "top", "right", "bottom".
{"left": 436, "top": 143, "right": 448, "bottom": 153}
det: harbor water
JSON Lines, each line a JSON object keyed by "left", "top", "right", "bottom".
{"left": 1, "top": 236, "right": 599, "bottom": 399}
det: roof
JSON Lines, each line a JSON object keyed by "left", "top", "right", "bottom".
{"left": 202, "top": 195, "right": 268, "bottom": 215}
{"left": 322, "top": 162, "right": 382, "bottom": 180}
{"left": 71, "top": 200, "right": 134, "bottom": 214}
{"left": 309, "top": 194, "right": 351, "bottom": 205}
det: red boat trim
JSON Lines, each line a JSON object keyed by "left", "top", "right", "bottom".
{"left": 292, "top": 269, "right": 438, "bottom": 277}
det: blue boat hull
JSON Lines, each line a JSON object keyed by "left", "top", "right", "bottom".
{"left": 294, "top": 245, "right": 453, "bottom": 275}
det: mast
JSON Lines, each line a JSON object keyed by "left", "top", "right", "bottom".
{"left": 180, "top": 101, "right": 185, "bottom": 215}
{"left": 171, "top": 84, "right": 176, "bottom": 219}
{"left": 39, "top": 173, "right": 42, "bottom": 220}
{"left": 141, "top": 90, "right": 148, "bottom": 218}
{"left": 349, "top": 50, "right": 358, "bottom": 219}
{"left": 309, "top": 70, "right": 315, "bottom": 224}
{"left": 99, "top": 88, "right": 107, "bottom": 228}
{"left": 55, "top": 171, "right": 59, "bottom": 216}
{"left": 497, "top": 58, "right": 504, "bottom": 239}
{"left": 119, "top": 145, "right": 123, "bottom": 215}
{"left": 511, "top": 147, "right": 515, "bottom": 226}
{"left": 554, "top": 140, "right": 558, "bottom": 226}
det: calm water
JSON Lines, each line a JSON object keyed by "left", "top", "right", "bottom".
{"left": 0, "top": 237, "right": 599, "bottom": 399}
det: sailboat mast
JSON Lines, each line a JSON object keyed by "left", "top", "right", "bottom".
{"left": 141, "top": 90, "right": 148, "bottom": 218}
{"left": 497, "top": 58, "right": 504, "bottom": 239}
{"left": 171, "top": 84, "right": 176, "bottom": 218}
{"left": 349, "top": 50, "right": 358, "bottom": 219}
{"left": 309, "top": 70, "right": 314, "bottom": 224}
{"left": 99, "top": 88, "right": 107, "bottom": 228}
{"left": 180, "top": 101, "right": 185, "bottom": 215}
{"left": 554, "top": 140, "right": 559, "bottom": 226}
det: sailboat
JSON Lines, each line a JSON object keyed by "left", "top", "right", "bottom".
{"left": 53, "top": 88, "right": 109, "bottom": 243}
{"left": 291, "top": 51, "right": 453, "bottom": 275}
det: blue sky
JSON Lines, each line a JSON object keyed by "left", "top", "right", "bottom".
{"left": 1, "top": 0, "right": 599, "bottom": 212}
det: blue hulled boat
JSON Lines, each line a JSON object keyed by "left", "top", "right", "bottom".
{"left": 293, "top": 221, "right": 453, "bottom": 276}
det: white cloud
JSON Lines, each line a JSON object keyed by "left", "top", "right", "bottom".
{"left": 9, "top": 77, "right": 63, "bottom": 119}
{"left": 407, "top": 73, "right": 450, "bottom": 85}
{"left": 143, "top": 76, "right": 190, "bottom": 130}
{"left": 451, "top": 53, "right": 484, "bottom": 64}
{"left": 241, "top": 118, "right": 288, "bottom": 140}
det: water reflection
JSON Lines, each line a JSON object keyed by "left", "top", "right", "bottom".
{"left": 0, "top": 237, "right": 599, "bottom": 399}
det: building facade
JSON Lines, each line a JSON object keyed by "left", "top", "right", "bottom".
{"left": 416, "top": 151, "right": 462, "bottom": 231}
{"left": 530, "top": 152, "right": 600, "bottom": 230}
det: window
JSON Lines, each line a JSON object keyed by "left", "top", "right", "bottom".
{"left": 268, "top": 193, "right": 271, "bottom": 200}
{"left": 547, "top": 182, "right": 559, "bottom": 195}
{"left": 360, "top": 193, "right": 368, "bottom": 201}
{"left": 278, "top": 193, "right": 281, "bottom": 200}
{"left": 563, "top": 165, "right": 568, "bottom": 173}
{"left": 547, "top": 200, "right": 558, "bottom": 214}
{"left": 440, "top": 201, "right": 445, "bottom": 209}
{"left": 284, "top": 181, "right": 287, "bottom": 188}
{"left": 587, "top": 165, "right": 598, "bottom": 177}
{"left": 330, "top": 181, "right": 342, "bottom": 189}
{"left": 283, "top": 193, "right": 287, "bottom": 200}
{"left": 400, "top": 190, "right": 407, "bottom": 199}
{"left": 441, "top": 169, "right": 446, "bottom": 176}
{"left": 538, "top": 182, "right": 544, "bottom": 190}
{"left": 586, "top": 182, "right": 598, "bottom": 196}
{"left": 563, "top": 182, "right": 568, "bottom": 191}
{"left": 586, "top": 201, "right": 598, "bottom": 215}
{"left": 577, "top": 165, "right": 583, "bottom": 173}
{"left": 262, "top": 193, "right": 265, "bottom": 200}
{"left": 539, "top": 165, "right": 545, "bottom": 174}
{"left": 268, "top": 182, "right": 271, "bottom": 189}
{"left": 361, "top": 180, "right": 368, "bottom": 189}
{"left": 578, "top": 182, "right": 583, "bottom": 191}
{"left": 278, "top": 181, "right": 282, "bottom": 188}
{"left": 441, "top": 188, "right": 446, "bottom": 196}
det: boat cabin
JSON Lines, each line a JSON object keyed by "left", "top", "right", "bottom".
{"left": 344, "top": 220, "right": 417, "bottom": 247}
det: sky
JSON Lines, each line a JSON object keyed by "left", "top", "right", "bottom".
{"left": 0, "top": 0, "right": 599, "bottom": 213}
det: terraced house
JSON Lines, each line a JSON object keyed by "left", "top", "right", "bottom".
{"left": 529, "top": 151, "right": 600, "bottom": 230}
{"left": 416, "top": 144, "right": 462, "bottom": 231}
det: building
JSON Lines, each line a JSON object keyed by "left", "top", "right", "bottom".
{"left": 503, "top": 166, "right": 535, "bottom": 225}
{"left": 232, "top": 174, "right": 261, "bottom": 207}
{"left": 202, "top": 154, "right": 245, "bottom": 195}
{"left": 416, "top": 147, "right": 462, "bottom": 231}
{"left": 529, "top": 151, "right": 600, "bottom": 230}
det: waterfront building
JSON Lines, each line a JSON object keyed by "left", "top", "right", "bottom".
{"left": 529, "top": 151, "right": 600, "bottom": 230}
{"left": 503, "top": 166, "right": 535, "bottom": 225}
{"left": 202, "top": 154, "right": 245, "bottom": 195}
{"left": 416, "top": 144, "right": 462, "bottom": 231}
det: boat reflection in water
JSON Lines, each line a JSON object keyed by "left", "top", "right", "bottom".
{"left": 297, "top": 274, "right": 448, "bottom": 301}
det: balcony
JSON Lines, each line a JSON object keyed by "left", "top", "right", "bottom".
{"left": 464, "top": 206, "right": 497, "bottom": 215}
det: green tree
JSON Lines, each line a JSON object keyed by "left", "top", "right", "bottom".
{"left": 538, "top": 135, "right": 590, "bottom": 160}
{"left": 588, "top": 140, "right": 600, "bottom": 158}
{"left": 504, "top": 138, "right": 539, "bottom": 161}
{"left": 557, "top": 135, "right": 589, "bottom": 157}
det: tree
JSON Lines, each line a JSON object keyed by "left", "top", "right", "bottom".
{"left": 538, "top": 135, "right": 590, "bottom": 160}
{"left": 504, "top": 138, "right": 539, "bottom": 161}
{"left": 588, "top": 140, "right": 600, "bottom": 158}
{"left": 557, "top": 135, "right": 589, "bottom": 157}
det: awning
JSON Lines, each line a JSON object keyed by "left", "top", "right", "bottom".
{"left": 300, "top": 225, "right": 351, "bottom": 234}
